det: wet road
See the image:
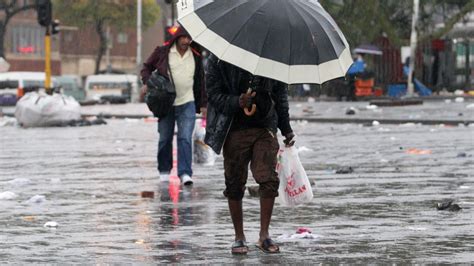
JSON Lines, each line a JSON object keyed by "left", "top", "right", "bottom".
{"left": 1, "top": 117, "right": 473, "bottom": 263}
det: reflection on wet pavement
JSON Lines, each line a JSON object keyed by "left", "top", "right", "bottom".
{"left": 0, "top": 119, "right": 473, "bottom": 263}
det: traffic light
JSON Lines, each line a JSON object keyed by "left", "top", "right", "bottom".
{"left": 51, "top": 19, "right": 60, "bottom": 35}
{"left": 165, "top": 25, "right": 179, "bottom": 41}
{"left": 36, "top": 0, "right": 52, "bottom": 27}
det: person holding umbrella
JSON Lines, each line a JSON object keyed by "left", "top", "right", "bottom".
{"left": 205, "top": 54, "right": 295, "bottom": 254}
{"left": 177, "top": 0, "right": 352, "bottom": 255}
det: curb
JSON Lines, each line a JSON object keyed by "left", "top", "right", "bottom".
{"left": 3, "top": 112, "right": 472, "bottom": 126}
{"left": 289, "top": 117, "right": 472, "bottom": 126}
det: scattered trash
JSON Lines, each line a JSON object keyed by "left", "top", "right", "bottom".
{"left": 193, "top": 120, "right": 216, "bottom": 165}
{"left": 141, "top": 191, "right": 155, "bottom": 198}
{"left": 0, "top": 116, "right": 17, "bottom": 127}
{"left": 0, "top": 191, "right": 17, "bottom": 200}
{"left": 296, "top": 227, "right": 312, "bottom": 234}
{"left": 436, "top": 200, "right": 462, "bottom": 211}
{"left": 43, "top": 221, "right": 58, "bottom": 228}
{"left": 295, "top": 120, "right": 308, "bottom": 126}
{"left": 454, "top": 97, "right": 464, "bottom": 103}
{"left": 345, "top": 107, "right": 357, "bottom": 115}
{"left": 297, "top": 146, "right": 313, "bottom": 153}
{"left": 143, "top": 117, "right": 158, "bottom": 123}
{"left": 336, "top": 166, "right": 353, "bottom": 174}
{"left": 444, "top": 99, "right": 452, "bottom": 104}
{"left": 135, "top": 239, "right": 146, "bottom": 244}
{"left": 466, "top": 103, "right": 474, "bottom": 109}
{"left": 276, "top": 228, "right": 318, "bottom": 241}
{"left": 50, "top": 118, "right": 107, "bottom": 127}
{"left": 459, "top": 186, "right": 470, "bottom": 189}
{"left": 407, "top": 226, "right": 427, "bottom": 231}
{"left": 307, "top": 97, "right": 315, "bottom": 103}
{"left": 247, "top": 186, "right": 259, "bottom": 198}
{"left": 7, "top": 178, "right": 31, "bottom": 186}
{"left": 15, "top": 92, "right": 81, "bottom": 127}
{"left": 22, "top": 216, "right": 36, "bottom": 222}
{"left": 456, "top": 152, "right": 467, "bottom": 158}
{"left": 366, "top": 105, "right": 378, "bottom": 110}
{"left": 295, "top": 104, "right": 302, "bottom": 108}
{"left": 302, "top": 108, "right": 314, "bottom": 113}
{"left": 405, "top": 148, "right": 432, "bottom": 155}
{"left": 372, "top": 120, "right": 380, "bottom": 126}
{"left": 380, "top": 159, "right": 389, "bottom": 163}
{"left": 400, "top": 123, "right": 416, "bottom": 127}
{"left": 27, "top": 195, "right": 46, "bottom": 204}
{"left": 390, "top": 137, "right": 397, "bottom": 141}
{"left": 458, "top": 113, "right": 463, "bottom": 116}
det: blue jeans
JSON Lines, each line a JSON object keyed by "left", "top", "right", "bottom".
{"left": 158, "top": 101, "right": 196, "bottom": 178}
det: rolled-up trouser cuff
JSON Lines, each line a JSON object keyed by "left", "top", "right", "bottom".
{"left": 258, "top": 181, "right": 279, "bottom": 198}
{"left": 223, "top": 188, "right": 245, "bottom": 201}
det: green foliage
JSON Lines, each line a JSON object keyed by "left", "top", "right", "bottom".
{"left": 52, "top": 0, "right": 160, "bottom": 30}
{"left": 319, "top": 0, "right": 474, "bottom": 48}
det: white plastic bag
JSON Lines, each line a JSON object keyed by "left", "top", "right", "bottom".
{"left": 277, "top": 146, "right": 313, "bottom": 206}
{"left": 15, "top": 91, "right": 81, "bottom": 127}
{"left": 193, "top": 118, "right": 216, "bottom": 166}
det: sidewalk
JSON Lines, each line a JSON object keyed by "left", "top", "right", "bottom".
{"left": 2, "top": 98, "right": 473, "bottom": 125}
{"left": 77, "top": 99, "right": 474, "bottom": 125}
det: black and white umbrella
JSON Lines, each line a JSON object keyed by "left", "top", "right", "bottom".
{"left": 177, "top": 0, "right": 352, "bottom": 84}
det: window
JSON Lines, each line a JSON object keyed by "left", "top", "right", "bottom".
{"left": 10, "top": 25, "right": 44, "bottom": 56}
{"left": 117, "top": 32, "right": 128, "bottom": 44}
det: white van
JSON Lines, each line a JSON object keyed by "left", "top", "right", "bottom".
{"left": 0, "top": 72, "right": 57, "bottom": 105}
{"left": 84, "top": 74, "right": 138, "bottom": 103}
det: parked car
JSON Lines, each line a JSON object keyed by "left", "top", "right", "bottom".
{"left": 56, "top": 75, "right": 85, "bottom": 101}
{"left": 0, "top": 72, "right": 58, "bottom": 106}
{"left": 84, "top": 74, "right": 138, "bottom": 103}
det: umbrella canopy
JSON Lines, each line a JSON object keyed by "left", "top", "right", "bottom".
{"left": 178, "top": 0, "right": 352, "bottom": 84}
{"left": 353, "top": 44, "right": 383, "bottom": 55}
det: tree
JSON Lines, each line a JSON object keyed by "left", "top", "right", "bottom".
{"left": 319, "top": 0, "right": 474, "bottom": 48}
{"left": 0, "top": 0, "right": 38, "bottom": 59}
{"left": 53, "top": 0, "right": 160, "bottom": 74}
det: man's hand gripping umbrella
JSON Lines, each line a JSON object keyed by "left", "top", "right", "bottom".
{"left": 239, "top": 88, "right": 257, "bottom": 116}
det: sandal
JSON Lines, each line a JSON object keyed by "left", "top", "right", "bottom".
{"left": 256, "top": 238, "right": 280, "bottom": 253}
{"left": 231, "top": 240, "right": 249, "bottom": 255}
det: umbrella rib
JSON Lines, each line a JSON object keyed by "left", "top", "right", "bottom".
{"left": 298, "top": 1, "right": 348, "bottom": 53}
{"left": 291, "top": 1, "right": 339, "bottom": 59}
{"left": 281, "top": 1, "right": 293, "bottom": 82}
{"left": 219, "top": 0, "right": 271, "bottom": 72}
{"left": 249, "top": 0, "right": 276, "bottom": 74}
{"left": 293, "top": 1, "right": 349, "bottom": 82}
{"left": 228, "top": 0, "right": 270, "bottom": 46}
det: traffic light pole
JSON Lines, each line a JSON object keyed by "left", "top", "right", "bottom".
{"left": 44, "top": 26, "right": 52, "bottom": 95}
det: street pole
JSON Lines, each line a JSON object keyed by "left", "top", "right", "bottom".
{"left": 171, "top": 0, "right": 176, "bottom": 24}
{"left": 133, "top": 0, "right": 142, "bottom": 103}
{"left": 44, "top": 26, "right": 52, "bottom": 95}
{"left": 465, "top": 39, "right": 471, "bottom": 90}
{"left": 407, "top": 0, "right": 420, "bottom": 97}
{"left": 106, "top": 24, "right": 112, "bottom": 73}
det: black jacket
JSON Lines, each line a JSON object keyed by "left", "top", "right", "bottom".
{"left": 140, "top": 27, "right": 206, "bottom": 113}
{"left": 204, "top": 54, "right": 293, "bottom": 154}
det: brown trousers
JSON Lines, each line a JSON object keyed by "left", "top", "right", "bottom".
{"left": 223, "top": 128, "right": 280, "bottom": 200}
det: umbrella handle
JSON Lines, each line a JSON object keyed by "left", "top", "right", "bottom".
{"left": 244, "top": 104, "right": 257, "bottom": 116}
